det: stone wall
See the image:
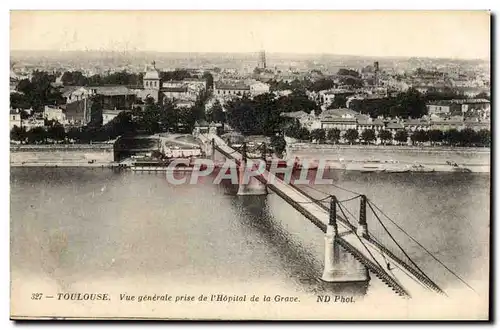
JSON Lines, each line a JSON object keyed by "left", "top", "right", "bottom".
{"left": 10, "top": 144, "right": 115, "bottom": 165}
{"left": 285, "top": 143, "right": 490, "bottom": 166}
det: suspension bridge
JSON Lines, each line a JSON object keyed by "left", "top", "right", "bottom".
{"left": 197, "top": 133, "right": 475, "bottom": 299}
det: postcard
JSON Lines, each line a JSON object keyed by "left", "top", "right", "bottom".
{"left": 9, "top": 10, "right": 490, "bottom": 320}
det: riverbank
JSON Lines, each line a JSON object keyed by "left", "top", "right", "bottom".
{"left": 286, "top": 144, "right": 490, "bottom": 173}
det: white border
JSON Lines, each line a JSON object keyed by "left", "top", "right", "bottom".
{"left": 1, "top": 2, "right": 497, "bottom": 328}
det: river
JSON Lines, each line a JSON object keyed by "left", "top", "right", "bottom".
{"left": 10, "top": 168, "right": 490, "bottom": 319}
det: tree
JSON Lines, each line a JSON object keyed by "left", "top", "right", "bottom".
{"left": 26, "top": 127, "right": 47, "bottom": 144}
{"left": 276, "top": 90, "right": 320, "bottom": 115}
{"left": 61, "top": 71, "right": 89, "bottom": 86}
{"left": 270, "top": 135, "right": 286, "bottom": 157}
{"left": 284, "top": 120, "right": 301, "bottom": 138}
{"left": 394, "top": 130, "right": 409, "bottom": 145}
{"left": 47, "top": 123, "right": 66, "bottom": 141}
{"left": 207, "top": 99, "right": 225, "bottom": 124}
{"left": 67, "top": 127, "right": 81, "bottom": 142}
{"left": 398, "top": 88, "right": 427, "bottom": 119}
{"left": 378, "top": 130, "right": 393, "bottom": 145}
{"left": 474, "top": 92, "right": 490, "bottom": 100}
{"left": 360, "top": 129, "right": 376, "bottom": 144}
{"left": 297, "top": 127, "right": 311, "bottom": 141}
{"left": 10, "top": 126, "right": 26, "bottom": 142}
{"left": 328, "top": 95, "right": 347, "bottom": 109}
{"left": 327, "top": 128, "right": 341, "bottom": 144}
{"left": 459, "top": 128, "right": 478, "bottom": 147}
{"left": 310, "top": 128, "right": 326, "bottom": 143}
{"left": 427, "top": 129, "right": 444, "bottom": 146}
{"left": 177, "top": 108, "right": 196, "bottom": 133}
{"left": 337, "top": 68, "right": 360, "bottom": 78}
{"left": 10, "top": 93, "right": 31, "bottom": 109}
{"left": 203, "top": 72, "right": 214, "bottom": 90}
{"left": 226, "top": 97, "right": 261, "bottom": 135}
{"left": 308, "top": 78, "right": 335, "bottom": 92}
{"left": 88, "top": 97, "right": 103, "bottom": 128}
{"left": 477, "top": 129, "right": 491, "bottom": 147}
{"left": 16, "top": 71, "right": 64, "bottom": 112}
{"left": 410, "top": 130, "right": 428, "bottom": 145}
{"left": 344, "top": 129, "right": 359, "bottom": 144}
{"left": 443, "top": 129, "right": 460, "bottom": 146}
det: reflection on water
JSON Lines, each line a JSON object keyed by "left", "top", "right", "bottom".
{"left": 10, "top": 168, "right": 489, "bottom": 301}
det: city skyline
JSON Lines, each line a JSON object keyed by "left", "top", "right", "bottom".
{"left": 10, "top": 10, "right": 491, "bottom": 60}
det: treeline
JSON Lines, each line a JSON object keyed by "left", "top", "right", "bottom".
{"left": 349, "top": 88, "right": 427, "bottom": 119}
{"left": 11, "top": 71, "right": 65, "bottom": 111}
{"left": 225, "top": 92, "right": 319, "bottom": 136}
{"left": 284, "top": 125, "right": 491, "bottom": 148}
{"left": 268, "top": 69, "right": 364, "bottom": 92}
{"left": 61, "top": 70, "right": 144, "bottom": 86}
{"left": 10, "top": 94, "right": 209, "bottom": 144}
{"left": 60, "top": 69, "right": 215, "bottom": 89}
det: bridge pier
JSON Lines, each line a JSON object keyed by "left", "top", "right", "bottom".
{"left": 236, "top": 143, "right": 268, "bottom": 196}
{"left": 322, "top": 196, "right": 370, "bottom": 283}
{"left": 356, "top": 195, "right": 368, "bottom": 238}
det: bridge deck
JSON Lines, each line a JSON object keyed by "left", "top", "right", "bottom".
{"left": 200, "top": 134, "right": 443, "bottom": 298}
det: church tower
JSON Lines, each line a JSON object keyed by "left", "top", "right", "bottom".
{"left": 143, "top": 61, "right": 161, "bottom": 103}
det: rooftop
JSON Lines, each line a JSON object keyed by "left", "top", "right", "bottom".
{"left": 320, "top": 108, "right": 359, "bottom": 118}
{"left": 162, "top": 87, "right": 188, "bottom": 93}
{"left": 215, "top": 83, "right": 250, "bottom": 90}
{"left": 93, "top": 86, "right": 136, "bottom": 96}
{"left": 280, "top": 111, "right": 309, "bottom": 118}
{"left": 428, "top": 98, "right": 490, "bottom": 106}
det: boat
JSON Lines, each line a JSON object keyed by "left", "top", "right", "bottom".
{"left": 385, "top": 168, "right": 410, "bottom": 173}
{"left": 452, "top": 167, "right": 472, "bottom": 173}
{"left": 131, "top": 158, "right": 201, "bottom": 172}
{"left": 409, "top": 164, "right": 435, "bottom": 173}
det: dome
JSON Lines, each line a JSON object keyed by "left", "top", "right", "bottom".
{"left": 144, "top": 70, "right": 160, "bottom": 80}
{"left": 144, "top": 61, "right": 160, "bottom": 80}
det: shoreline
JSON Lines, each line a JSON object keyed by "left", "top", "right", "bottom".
{"left": 10, "top": 161, "right": 490, "bottom": 173}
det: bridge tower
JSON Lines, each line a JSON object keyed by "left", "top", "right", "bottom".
{"left": 321, "top": 196, "right": 370, "bottom": 283}
{"left": 236, "top": 143, "right": 268, "bottom": 196}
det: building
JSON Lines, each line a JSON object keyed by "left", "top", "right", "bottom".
{"left": 464, "top": 118, "right": 490, "bottom": 131}
{"left": 319, "top": 109, "right": 358, "bottom": 132}
{"left": 356, "top": 117, "right": 385, "bottom": 134}
{"left": 64, "top": 98, "right": 91, "bottom": 126}
{"left": 214, "top": 82, "right": 250, "bottom": 96}
{"left": 10, "top": 109, "right": 21, "bottom": 130}
{"left": 429, "top": 116, "right": 465, "bottom": 131}
{"left": 183, "top": 78, "right": 207, "bottom": 92}
{"left": 258, "top": 50, "right": 266, "bottom": 69}
{"left": 426, "top": 99, "right": 490, "bottom": 116}
{"left": 43, "top": 105, "right": 66, "bottom": 123}
{"left": 162, "top": 87, "right": 190, "bottom": 100}
{"left": 102, "top": 109, "right": 126, "bottom": 125}
{"left": 385, "top": 121, "right": 405, "bottom": 135}
{"left": 318, "top": 89, "right": 355, "bottom": 106}
{"left": 249, "top": 81, "right": 270, "bottom": 96}
{"left": 62, "top": 86, "right": 93, "bottom": 103}
{"left": 142, "top": 61, "right": 161, "bottom": 103}
{"left": 21, "top": 117, "right": 45, "bottom": 130}
{"left": 320, "top": 117, "right": 357, "bottom": 132}
{"left": 402, "top": 119, "right": 430, "bottom": 132}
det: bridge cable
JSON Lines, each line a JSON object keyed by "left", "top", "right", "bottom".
{"left": 301, "top": 185, "right": 334, "bottom": 197}
{"left": 336, "top": 202, "right": 409, "bottom": 296}
{"left": 337, "top": 203, "right": 386, "bottom": 272}
{"left": 367, "top": 199, "right": 478, "bottom": 295}
{"left": 339, "top": 199, "right": 446, "bottom": 295}
{"left": 295, "top": 195, "right": 333, "bottom": 204}
{"left": 366, "top": 201, "right": 430, "bottom": 280}
{"left": 331, "top": 183, "right": 363, "bottom": 196}
{"left": 337, "top": 195, "right": 362, "bottom": 203}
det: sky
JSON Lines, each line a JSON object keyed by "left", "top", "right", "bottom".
{"left": 10, "top": 10, "right": 491, "bottom": 59}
